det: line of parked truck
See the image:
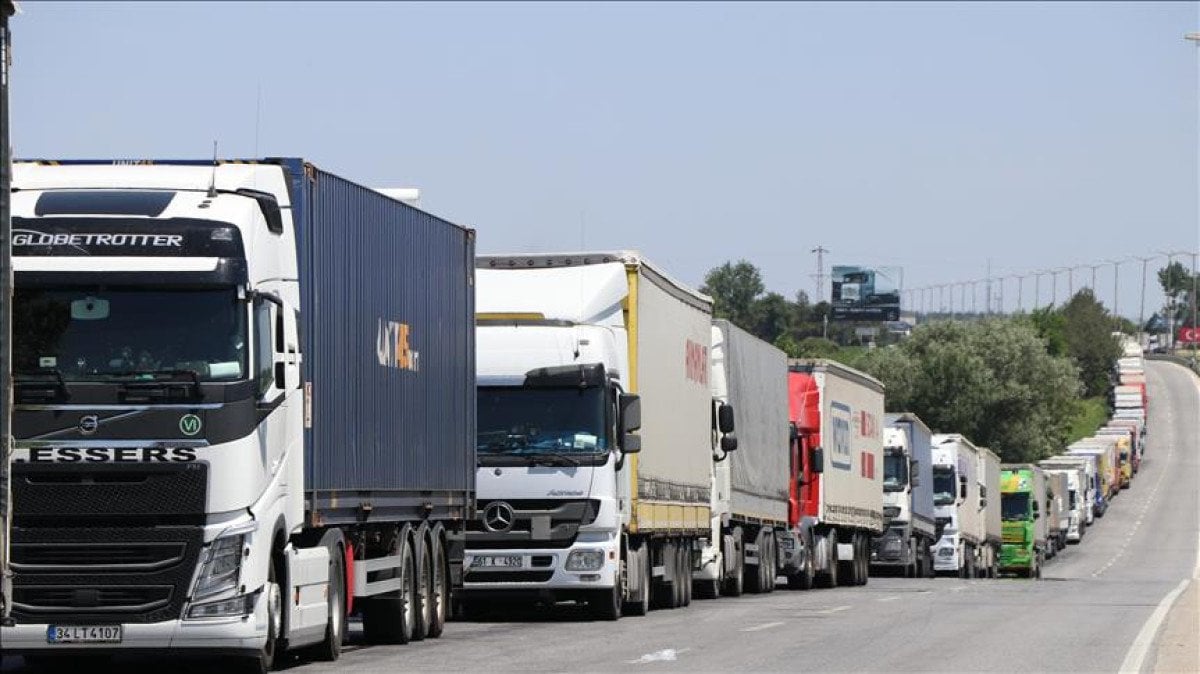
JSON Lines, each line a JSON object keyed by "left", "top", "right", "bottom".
{"left": 0, "top": 160, "right": 1152, "bottom": 672}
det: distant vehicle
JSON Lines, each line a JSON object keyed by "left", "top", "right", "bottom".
{"left": 871, "top": 413, "right": 936, "bottom": 577}
{"left": 700, "top": 320, "right": 812, "bottom": 596}
{"left": 930, "top": 434, "right": 985, "bottom": 577}
{"left": 999, "top": 465, "right": 1050, "bottom": 579}
{"left": 789, "top": 359, "right": 886, "bottom": 587}
{"left": 1039, "top": 463, "right": 1088, "bottom": 544}
{"left": 976, "top": 447, "right": 1002, "bottom": 576}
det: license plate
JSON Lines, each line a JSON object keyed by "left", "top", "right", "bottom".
{"left": 47, "top": 625, "right": 123, "bottom": 644}
{"left": 470, "top": 555, "right": 523, "bottom": 568}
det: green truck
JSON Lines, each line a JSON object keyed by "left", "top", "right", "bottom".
{"left": 999, "top": 465, "right": 1049, "bottom": 579}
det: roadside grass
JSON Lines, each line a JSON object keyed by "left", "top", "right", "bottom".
{"left": 1067, "top": 396, "right": 1109, "bottom": 444}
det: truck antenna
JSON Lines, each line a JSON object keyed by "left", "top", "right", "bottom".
{"left": 206, "top": 140, "right": 218, "bottom": 198}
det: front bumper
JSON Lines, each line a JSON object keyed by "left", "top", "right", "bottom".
{"left": 0, "top": 589, "right": 270, "bottom": 654}
{"left": 999, "top": 543, "right": 1034, "bottom": 569}
{"left": 460, "top": 539, "right": 620, "bottom": 597}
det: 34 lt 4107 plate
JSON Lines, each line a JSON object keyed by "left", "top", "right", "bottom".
{"left": 47, "top": 625, "right": 123, "bottom": 644}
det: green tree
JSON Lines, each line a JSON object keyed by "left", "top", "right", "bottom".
{"left": 1158, "top": 261, "right": 1197, "bottom": 326}
{"left": 1025, "top": 306, "right": 1067, "bottom": 357}
{"left": 1060, "top": 289, "right": 1122, "bottom": 397}
{"left": 702, "top": 260, "right": 764, "bottom": 331}
{"left": 856, "top": 320, "right": 1081, "bottom": 463}
{"left": 751, "top": 292, "right": 792, "bottom": 344}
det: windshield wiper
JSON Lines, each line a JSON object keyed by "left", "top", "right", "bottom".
{"left": 524, "top": 451, "right": 580, "bottom": 467}
{"left": 14, "top": 369, "right": 70, "bottom": 401}
{"left": 107, "top": 369, "right": 202, "bottom": 400}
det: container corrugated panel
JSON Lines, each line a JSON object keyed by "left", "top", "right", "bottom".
{"left": 289, "top": 162, "right": 475, "bottom": 512}
{"left": 715, "top": 320, "right": 790, "bottom": 523}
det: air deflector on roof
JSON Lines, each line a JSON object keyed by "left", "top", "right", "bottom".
{"left": 34, "top": 190, "right": 175, "bottom": 217}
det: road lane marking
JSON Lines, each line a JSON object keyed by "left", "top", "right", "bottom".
{"left": 741, "top": 621, "right": 784, "bottom": 632}
{"left": 816, "top": 605, "right": 851, "bottom": 614}
{"left": 629, "top": 648, "right": 689, "bottom": 664}
{"left": 876, "top": 595, "right": 901, "bottom": 602}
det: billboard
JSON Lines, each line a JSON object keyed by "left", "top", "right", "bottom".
{"left": 831, "top": 265, "right": 901, "bottom": 321}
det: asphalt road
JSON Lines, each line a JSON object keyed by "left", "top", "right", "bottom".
{"left": 4, "top": 360, "right": 1197, "bottom": 673}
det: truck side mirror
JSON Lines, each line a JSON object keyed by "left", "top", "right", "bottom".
{"left": 721, "top": 434, "right": 738, "bottom": 453}
{"left": 718, "top": 403, "right": 735, "bottom": 434}
{"left": 619, "top": 393, "right": 642, "bottom": 453}
{"left": 789, "top": 422, "right": 799, "bottom": 442}
{"left": 909, "top": 459, "right": 920, "bottom": 487}
{"left": 810, "top": 446, "right": 824, "bottom": 474}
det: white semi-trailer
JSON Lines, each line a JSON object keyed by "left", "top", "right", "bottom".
{"left": 977, "top": 447, "right": 1002, "bottom": 577}
{"left": 3, "top": 160, "right": 476, "bottom": 671}
{"left": 698, "top": 319, "right": 810, "bottom": 597}
{"left": 788, "top": 359, "right": 885, "bottom": 588}
{"left": 871, "top": 413, "right": 936, "bottom": 577}
{"left": 467, "top": 252, "right": 719, "bottom": 619}
{"left": 930, "top": 434, "right": 983, "bottom": 577}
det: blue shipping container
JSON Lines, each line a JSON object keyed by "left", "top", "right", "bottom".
{"left": 280, "top": 160, "right": 475, "bottom": 524}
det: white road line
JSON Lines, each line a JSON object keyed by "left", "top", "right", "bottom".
{"left": 628, "top": 648, "right": 689, "bottom": 664}
{"left": 740, "top": 621, "right": 785, "bottom": 632}
{"left": 1118, "top": 578, "right": 1190, "bottom": 673}
{"left": 876, "top": 595, "right": 901, "bottom": 602}
{"left": 816, "top": 605, "right": 851, "bottom": 614}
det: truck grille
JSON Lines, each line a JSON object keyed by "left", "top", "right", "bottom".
{"left": 10, "top": 526, "right": 203, "bottom": 624}
{"left": 15, "top": 586, "right": 173, "bottom": 614}
{"left": 467, "top": 499, "right": 599, "bottom": 550}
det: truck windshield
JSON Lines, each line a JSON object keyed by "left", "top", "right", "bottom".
{"left": 477, "top": 386, "right": 608, "bottom": 455}
{"left": 883, "top": 452, "right": 908, "bottom": 491}
{"left": 932, "top": 466, "right": 956, "bottom": 505}
{"left": 14, "top": 286, "right": 247, "bottom": 381}
{"left": 1002, "top": 493, "right": 1030, "bottom": 521}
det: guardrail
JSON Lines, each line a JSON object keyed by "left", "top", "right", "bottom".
{"left": 1146, "top": 352, "right": 1200, "bottom": 376}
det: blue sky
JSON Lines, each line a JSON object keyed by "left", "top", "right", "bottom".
{"left": 10, "top": 2, "right": 1199, "bottom": 317}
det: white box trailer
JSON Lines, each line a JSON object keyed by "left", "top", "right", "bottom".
{"left": 470, "top": 251, "right": 715, "bottom": 616}
{"left": 699, "top": 320, "right": 799, "bottom": 596}
{"left": 789, "top": 359, "right": 885, "bottom": 587}
{"left": 977, "top": 447, "right": 1002, "bottom": 577}
{"left": 872, "top": 413, "right": 937, "bottom": 577}
{"left": 930, "top": 434, "right": 983, "bottom": 576}
{"left": 1038, "top": 461, "right": 1089, "bottom": 540}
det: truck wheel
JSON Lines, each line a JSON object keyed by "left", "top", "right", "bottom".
{"left": 763, "top": 534, "right": 777, "bottom": 593}
{"left": 673, "top": 542, "right": 687, "bottom": 608}
{"left": 412, "top": 534, "right": 434, "bottom": 641}
{"left": 236, "top": 560, "right": 281, "bottom": 674}
{"left": 624, "top": 546, "right": 651, "bottom": 616}
{"left": 837, "top": 532, "right": 856, "bottom": 587}
{"left": 651, "top": 540, "right": 674, "bottom": 610}
{"left": 682, "top": 543, "right": 693, "bottom": 606}
{"left": 588, "top": 579, "right": 622, "bottom": 621}
{"left": 786, "top": 540, "right": 815, "bottom": 590}
{"left": 426, "top": 534, "right": 449, "bottom": 638}
{"left": 745, "top": 531, "right": 766, "bottom": 593}
{"left": 313, "top": 549, "right": 346, "bottom": 661}
{"left": 857, "top": 536, "right": 870, "bottom": 586}
{"left": 362, "top": 531, "right": 416, "bottom": 644}
{"left": 722, "top": 531, "right": 745, "bottom": 597}
{"left": 816, "top": 531, "right": 838, "bottom": 589}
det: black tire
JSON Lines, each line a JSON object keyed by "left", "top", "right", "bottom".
{"left": 722, "top": 531, "right": 745, "bottom": 597}
{"left": 673, "top": 541, "right": 686, "bottom": 608}
{"left": 651, "top": 540, "right": 674, "bottom": 610}
{"left": 681, "top": 543, "right": 693, "bottom": 606}
{"left": 858, "top": 535, "right": 870, "bottom": 586}
{"left": 361, "top": 531, "right": 416, "bottom": 645}
{"left": 837, "top": 532, "right": 856, "bottom": 587}
{"left": 623, "top": 546, "right": 651, "bottom": 616}
{"left": 588, "top": 582, "right": 622, "bottom": 621}
{"left": 785, "top": 539, "right": 815, "bottom": 590}
{"left": 764, "top": 534, "right": 777, "bottom": 593}
{"left": 426, "top": 534, "right": 449, "bottom": 638}
{"left": 236, "top": 559, "right": 281, "bottom": 674}
{"left": 313, "top": 548, "right": 345, "bottom": 661}
{"left": 412, "top": 532, "right": 433, "bottom": 641}
{"left": 815, "top": 531, "right": 838, "bottom": 589}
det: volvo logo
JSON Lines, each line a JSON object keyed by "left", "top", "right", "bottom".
{"left": 482, "top": 501, "right": 515, "bottom": 533}
{"left": 78, "top": 415, "right": 99, "bottom": 435}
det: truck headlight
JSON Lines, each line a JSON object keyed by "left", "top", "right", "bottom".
{"left": 187, "top": 589, "right": 259, "bottom": 619}
{"left": 565, "top": 550, "right": 605, "bottom": 571}
{"left": 194, "top": 534, "right": 246, "bottom": 599}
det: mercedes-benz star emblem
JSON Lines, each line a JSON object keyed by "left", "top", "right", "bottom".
{"left": 78, "top": 415, "right": 99, "bottom": 435}
{"left": 482, "top": 501, "right": 515, "bottom": 533}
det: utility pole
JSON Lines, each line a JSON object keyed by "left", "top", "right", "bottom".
{"left": 986, "top": 259, "right": 992, "bottom": 315}
{"left": 1107, "top": 259, "right": 1122, "bottom": 319}
{"left": 811, "top": 246, "right": 828, "bottom": 303}
{"left": 1134, "top": 255, "right": 1155, "bottom": 333}
{"left": 1015, "top": 274, "right": 1024, "bottom": 312}
{"left": 1, "top": 0, "right": 15, "bottom": 625}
